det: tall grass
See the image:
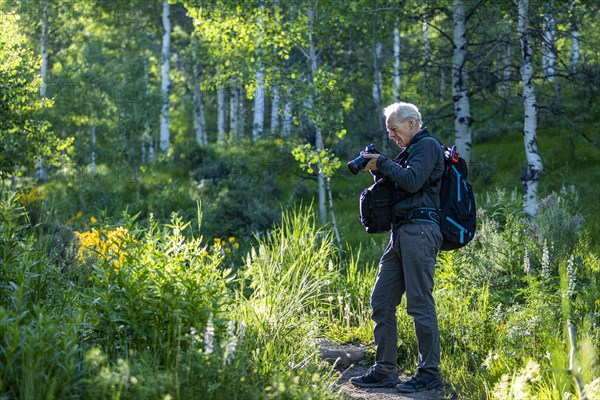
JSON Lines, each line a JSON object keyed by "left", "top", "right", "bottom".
{"left": 2, "top": 185, "right": 598, "bottom": 399}
{"left": 236, "top": 206, "right": 340, "bottom": 398}
{"left": 0, "top": 191, "right": 81, "bottom": 399}
{"left": 317, "top": 189, "right": 600, "bottom": 399}
{"left": 1, "top": 193, "right": 342, "bottom": 399}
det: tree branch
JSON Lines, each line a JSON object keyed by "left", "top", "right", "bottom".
{"left": 540, "top": 106, "right": 600, "bottom": 150}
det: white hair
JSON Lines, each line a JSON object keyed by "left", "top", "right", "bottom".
{"left": 383, "top": 102, "right": 423, "bottom": 127}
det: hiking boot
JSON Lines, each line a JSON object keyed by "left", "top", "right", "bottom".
{"left": 350, "top": 367, "right": 400, "bottom": 388}
{"left": 396, "top": 370, "right": 442, "bottom": 393}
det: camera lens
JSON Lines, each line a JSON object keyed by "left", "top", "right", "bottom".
{"left": 347, "top": 155, "right": 368, "bottom": 175}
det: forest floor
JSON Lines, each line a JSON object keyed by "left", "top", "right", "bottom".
{"left": 335, "top": 365, "right": 449, "bottom": 400}
{"left": 321, "top": 341, "right": 454, "bottom": 400}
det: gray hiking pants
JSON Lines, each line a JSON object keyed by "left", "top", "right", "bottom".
{"left": 371, "top": 221, "right": 442, "bottom": 375}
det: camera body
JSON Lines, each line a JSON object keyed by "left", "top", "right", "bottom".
{"left": 347, "top": 143, "right": 382, "bottom": 175}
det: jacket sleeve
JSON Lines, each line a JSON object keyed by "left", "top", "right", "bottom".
{"left": 375, "top": 140, "right": 438, "bottom": 193}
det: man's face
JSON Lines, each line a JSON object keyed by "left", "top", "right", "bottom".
{"left": 386, "top": 116, "right": 414, "bottom": 148}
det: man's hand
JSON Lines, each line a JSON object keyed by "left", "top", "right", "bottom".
{"left": 362, "top": 153, "right": 380, "bottom": 171}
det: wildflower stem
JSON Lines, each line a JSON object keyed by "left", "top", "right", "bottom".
{"left": 567, "top": 320, "right": 588, "bottom": 400}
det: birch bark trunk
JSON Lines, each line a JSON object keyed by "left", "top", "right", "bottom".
{"left": 423, "top": 12, "right": 430, "bottom": 64}
{"left": 159, "top": 0, "right": 171, "bottom": 153}
{"left": 252, "top": 4, "right": 265, "bottom": 141}
{"left": 542, "top": 13, "right": 556, "bottom": 82}
{"left": 40, "top": 0, "right": 48, "bottom": 98}
{"left": 372, "top": 41, "right": 382, "bottom": 109}
{"left": 142, "top": 57, "right": 153, "bottom": 163}
{"left": 282, "top": 91, "right": 292, "bottom": 136}
{"left": 452, "top": 0, "right": 472, "bottom": 164}
{"left": 37, "top": 0, "right": 49, "bottom": 181}
{"left": 518, "top": 0, "right": 543, "bottom": 216}
{"left": 192, "top": 61, "right": 207, "bottom": 146}
{"left": 271, "top": 83, "right": 280, "bottom": 135}
{"left": 570, "top": 1, "right": 579, "bottom": 73}
{"left": 91, "top": 118, "right": 96, "bottom": 176}
{"left": 217, "top": 84, "right": 225, "bottom": 143}
{"left": 230, "top": 86, "right": 239, "bottom": 138}
{"left": 393, "top": 24, "right": 401, "bottom": 103}
{"left": 308, "top": 3, "right": 327, "bottom": 226}
{"left": 252, "top": 66, "right": 265, "bottom": 141}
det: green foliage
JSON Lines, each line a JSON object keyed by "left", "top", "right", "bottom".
{"left": 1, "top": 192, "right": 345, "bottom": 399}
{"left": 0, "top": 12, "right": 71, "bottom": 176}
{"left": 0, "top": 191, "right": 81, "bottom": 400}
{"left": 0, "top": 307, "right": 81, "bottom": 400}
{"left": 292, "top": 144, "right": 341, "bottom": 177}
{"left": 237, "top": 205, "right": 340, "bottom": 398}
{"left": 240, "top": 205, "right": 335, "bottom": 354}
{"left": 78, "top": 213, "right": 232, "bottom": 361}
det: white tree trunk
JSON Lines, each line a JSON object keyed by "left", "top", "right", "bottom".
{"left": 570, "top": 1, "right": 579, "bottom": 73}
{"left": 237, "top": 86, "right": 245, "bottom": 137}
{"left": 282, "top": 91, "right": 292, "bottom": 136}
{"left": 230, "top": 86, "right": 239, "bottom": 138}
{"left": 252, "top": 4, "right": 265, "bottom": 141}
{"left": 159, "top": 0, "right": 171, "bottom": 153}
{"left": 142, "top": 58, "right": 148, "bottom": 164}
{"left": 271, "top": 84, "right": 280, "bottom": 135}
{"left": 326, "top": 177, "right": 342, "bottom": 250}
{"left": 308, "top": 4, "right": 327, "bottom": 225}
{"left": 372, "top": 41, "right": 383, "bottom": 108}
{"left": 423, "top": 12, "right": 430, "bottom": 63}
{"left": 217, "top": 85, "right": 225, "bottom": 143}
{"left": 519, "top": 0, "right": 543, "bottom": 216}
{"left": 37, "top": 0, "right": 49, "bottom": 182}
{"left": 252, "top": 66, "right": 265, "bottom": 141}
{"left": 452, "top": 0, "right": 472, "bottom": 164}
{"left": 542, "top": 13, "right": 556, "bottom": 81}
{"left": 91, "top": 119, "right": 96, "bottom": 176}
{"left": 40, "top": 0, "right": 48, "bottom": 98}
{"left": 192, "top": 62, "right": 207, "bottom": 146}
{"left": 393, "top": 24, "right": 401, "bottom": 103}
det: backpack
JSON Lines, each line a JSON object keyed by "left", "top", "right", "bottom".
{"left": 436, "top": 143, "right": 477, "bottom": 250}
{"left": 357, "top": 139, "right": 477, "bottom": 250}
{"left": 359, "top": 177, "right": 395, "bottom": 234}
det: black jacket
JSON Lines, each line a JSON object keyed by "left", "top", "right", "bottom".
{"left": 375, "top": 128, "right": 444, "bottom": 218}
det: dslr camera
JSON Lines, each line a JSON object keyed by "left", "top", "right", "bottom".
{"left": 347, "top": 143, "right": 382, "bottom": 175}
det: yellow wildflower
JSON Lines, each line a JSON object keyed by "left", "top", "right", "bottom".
{"left": 228, "top": 236, "right": 236, "bottom": 243}
{"left": 75, "top": 226, "right": 135, "bottom": 269}
{"left": 76, "top": 211, "right": 83, "bottom": 219}
{"left": 90, "top": 216, "right": 97, "bottom": 224}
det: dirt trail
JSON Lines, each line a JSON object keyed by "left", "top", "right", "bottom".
{"left": 320, "top": 341, "right": 453, "bottom": 400}
{"left": 335, "top": 365, "right": 448, "bottom": 400}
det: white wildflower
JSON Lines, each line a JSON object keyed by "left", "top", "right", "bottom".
{"left": 226, "top": 320, "right": 238, "bottom": 364}
{"left": 541, "top": 240, "right": 550, "bottom": 279}
{"left": 566, "top": 255, "right": 576, "bottom": 297}
{"left": 523, "top": 248, "right": 530, "bottom": 274}
{"left": 190, "top": 327, "right": 201, "bottom": 345}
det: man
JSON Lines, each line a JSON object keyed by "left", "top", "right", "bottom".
{"left": 350, "top": 102, "right": 445, "bottom": 393}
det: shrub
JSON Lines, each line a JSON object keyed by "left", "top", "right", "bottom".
{"left": 78, "top": 213, "right": 233, "bottom": 364}
{"left": 0, "top": 191, "right": 80, "bottom": 399}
